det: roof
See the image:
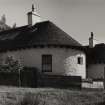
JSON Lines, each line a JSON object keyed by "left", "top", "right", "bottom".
{"left": 85, "top": 43, "right": 105, "bottom": 64}
{"left": 0, "top": 21, "right": 82, "bottom": 52}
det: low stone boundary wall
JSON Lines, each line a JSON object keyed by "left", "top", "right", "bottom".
{"left": 82, "top": 81, "right": 104, "bottom": 89}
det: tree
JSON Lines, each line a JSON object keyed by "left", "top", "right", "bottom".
{"left": 0, "top": 56, "right": 23, "bottom": 72}
{"left": 12, "top": 23, "right": 16, "bottom": 28}
{"left": 1, "top": 14, "right": 6, "bottom": 24}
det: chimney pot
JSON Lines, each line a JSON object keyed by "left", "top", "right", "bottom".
{"left": 89, "top": 32, "right": 94, "bottom": 48}
{"left": 27, "top": 5, "right": 41, "bottom": 25}
{"left": 91, "top": 32, "right": 94, "bottom": 38}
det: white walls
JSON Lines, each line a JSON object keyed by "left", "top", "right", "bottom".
{"left": 27, "top": 12, "right": 41, "bottom": 25}
{"left": 0, "top": 47, "right": 86, "bottom": 79}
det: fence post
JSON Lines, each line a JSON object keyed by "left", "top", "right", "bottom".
{"left": 19, "top": 69, "right": 21, "bottom": 87}
{"left": 103, "top": 67, "right": 105, "bottom": 89}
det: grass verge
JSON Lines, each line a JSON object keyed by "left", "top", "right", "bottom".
{"left": 0, "top": 86, "right": 104, "bottom": 105}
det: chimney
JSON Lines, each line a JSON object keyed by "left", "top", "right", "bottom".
{"left": 89, "top": 32, "right": 94, "bottom": 48}
{"left": 27, "top": 4, "right": 41, "bottom": 25}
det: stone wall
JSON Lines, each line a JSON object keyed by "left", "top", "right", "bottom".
{"left": 82, "top": 81, "right": 104, "bottom": 89}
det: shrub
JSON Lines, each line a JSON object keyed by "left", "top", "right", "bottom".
{"left": 0, "top": 56, "right": 23, "bottom": 72}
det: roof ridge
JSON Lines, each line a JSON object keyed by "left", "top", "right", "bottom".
{"left": 0, "top": 25, "right": 29, "bottom": 34}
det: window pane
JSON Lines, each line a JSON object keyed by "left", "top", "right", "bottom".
{"left": 42, "top": 55, "right": 52, "bottom": 72}
{"left": 42, "top": 64, "right": 52, "bottom": 72}
{"left": 78, "top": 57, "right": 83, "bottom": 64}
{"left": 42, "top": 55, "right": 52, "bottom": 64}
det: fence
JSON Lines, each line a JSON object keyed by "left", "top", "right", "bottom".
{"left": 0, "top": 67, "right": 38, "bottom": 87}
{"left": 0, "top": 68, "right": 82, "bottom": 89}
{"left": 37, "top": 74, "right": 82, "bottom": 89}
{"left": 0, "top": 72, "right": 19, "bottom": 86}
{"left": 20, "top": 67, "right": 37, "bottom": 87}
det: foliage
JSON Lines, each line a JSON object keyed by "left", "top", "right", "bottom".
{"left": 12, "top": 23, "right": 16, "bottom": 28}
{"left": 0, "top": 56, "right": 23, "bottom": 72}
{"left": 0, "top": 14, "right": 6, "bottom": 24}
{"left": 0, "top": 14, "right": 11, "bottom": 31}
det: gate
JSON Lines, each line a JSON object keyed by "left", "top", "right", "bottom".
{"left": 20, "top": 67, "right": 38, "bottom": 87}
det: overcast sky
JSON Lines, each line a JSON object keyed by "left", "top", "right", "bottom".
{"left": 0, "top": 0, "right": 105, "bottom": 45}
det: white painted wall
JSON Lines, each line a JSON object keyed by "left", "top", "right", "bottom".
{"left": 87, "top": 64, "right": 105, "bottom": 79}
{"left": 27, "top": 12, "right": 41, "bottom": 25}
{"left": 82, "top": 81, "right": 104, "bottom": 89}
{"left": 32, "top": 13, "right": 41, "bottom": 25}
{"left": 0, "top": 47, "right": 86, "bottom": 79}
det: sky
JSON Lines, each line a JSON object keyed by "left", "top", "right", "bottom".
{"left": 0, "top": 0, "right": 105, "bottom": 45}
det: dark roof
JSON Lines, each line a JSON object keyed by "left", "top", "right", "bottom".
{"left": 85, "top": 43, "right": 105, "bottom": 64}
{"left": 0, "top": 21, "right": 82, "bottom": 52}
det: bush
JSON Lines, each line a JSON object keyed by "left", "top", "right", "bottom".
{"left": 0, "top": 56, "right": 23, "bottom": 72}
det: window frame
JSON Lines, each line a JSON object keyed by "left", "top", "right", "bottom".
{"left": 42, "top": 54, "right": 52, "bottom": 72}
{"left": 77, "top": 57, "right": 83, "bottom": 65}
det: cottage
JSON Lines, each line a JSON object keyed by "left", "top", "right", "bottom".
{"left": 85, "top": 33, "right": 105, "bottom": 80}
{"left": 0, "top": 5, "right": 86, "bottom": 79}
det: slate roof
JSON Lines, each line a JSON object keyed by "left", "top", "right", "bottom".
{"left": 0, "top": 21, "right": 83, "bottom": 52}
{"left": 85, "top": 43, "right": 105, "bottom": 65}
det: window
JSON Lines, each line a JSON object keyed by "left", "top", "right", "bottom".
{"left": 78, "top": 57, "right": 83, "bottom": 64}
{"left": 42, "top": 55, "right": 52, "bottom": 72}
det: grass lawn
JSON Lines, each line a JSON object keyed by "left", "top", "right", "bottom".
{"left": 0, "top": 86, "right": 104, "bottom": 105}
